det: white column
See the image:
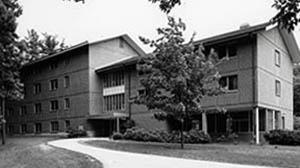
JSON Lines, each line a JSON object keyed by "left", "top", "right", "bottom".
{"left": 116, "top": 118, "right": 120, "bottom": 133}
{"left": 255, "top": 107, "right": 260, "bottom": 144}
{"left": 202, "top": 113, "right": 207, "bottom": 134}
{"left": 272, "top": 110, "right": 275, "bottom": 130}
{"left": 265, "top": 109, "right": 268, "bottom": 131}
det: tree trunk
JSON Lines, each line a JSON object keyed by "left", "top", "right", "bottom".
{"left": 180, "top": 118, "right": 184, "bottom": 149}
{"left": 1, "top": 97, "right": 5, "bottom": 145}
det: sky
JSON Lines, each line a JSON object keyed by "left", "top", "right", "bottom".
{"left": 16, "top": 0, "right": 300, "bottom": 52}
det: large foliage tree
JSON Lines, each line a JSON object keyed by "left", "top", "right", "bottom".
{"left": 135, "top": 17, "right": 223, "bottom": 148}
{"left": 20, "top": 29, "right": 68, "bottom": 63}
{"left": 0, "top": 0, "right": 23, "bottom": 144}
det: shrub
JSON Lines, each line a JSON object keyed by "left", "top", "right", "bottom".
{"left": 112, "top": 132, "right": 123, "bottom": 140}
{"left": 264, "top": 129, "right": 300, "bottom": 145}
{"left": 67, "top": 128, "right": 87, "bottom": 138}
{"left": 121, "top": 127, "right": 211, "bottom": 144}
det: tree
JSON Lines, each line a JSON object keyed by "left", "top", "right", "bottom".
{"left": 20, "top": 29, "right": 68, "bottom": 63}
{"left": 148, "top": 0, "right": 180, "bottom": 13}
{"left": 272, "top": 0, "right": 300, "bottom": 31}
{"left": 294, "top": 84, "right": 300, "bottom": 116}
{"left": 0, "top": 0, "right": 23, "bottom": 145}
{"left": 135, "top": 17, "right": 223, "bottom": 148}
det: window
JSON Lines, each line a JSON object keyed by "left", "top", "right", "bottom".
{"left": 33, "top": 83, "right": 41, "bottom": 94}
{"left": 51, "top": 121, "right": 59, "bottom": 132}
{"left": 64, "top": 76, "right": 70, "bottom": 88}
{"left": 219, "top": 75, "right": 238, "bottom": 91}
{"left": 65, "top": 120, "right": 70, "bottom": 130}
{"left": 275, "top": 80, "right": 281, "bottom": 97}
{"left": 104, "top": 94, "right": 125, "bottom": 112}
{"left": 49, "top": 79, "right": 58, "bottom": 91}
{"left": 275, "top": 50, "right": 281, "bottom": 67}
{"left": 138, "top": 89, "right": 146, "bottom": 96}
{"left": 21, "top": 124, "right": 27, "bottom": 134}
{"left": 217, "top": 45, "right": 237, "bottom": 59}
{"left": 103, "top": 71, "right": 124, "bottom": 88}
{"left": 34, "top": 103, "right": 42, "bottom": 114}
{"left": 282, "top": 116, "right": 285, "bottom": 129}
{"left": 228, "top": 45, "right": 237, "bottom": 57}
{"left": 35, "top": 123, "right": 42, "bottom": 133}
{"left": 64, "top": 98, "right": 70, "bottom": 110}
{"left": 20, "top": 106, "right": 27, "bottom": 115}
{"left": 49, "top": 61, "right": 58, "bottom": 70}
{"left": 50, "top": 100, "right": 59, "bottom": 111}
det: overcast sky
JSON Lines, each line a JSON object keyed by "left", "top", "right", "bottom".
{"left": 16, "top": 0, "right": 300, "bottom": 52}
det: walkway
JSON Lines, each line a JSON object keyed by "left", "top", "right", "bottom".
{"left": 48, "top": 138, "right": 274, "bottom": 168}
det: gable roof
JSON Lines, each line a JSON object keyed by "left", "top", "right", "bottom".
{"left": 23, "top": 34, "right": 146, "bottom": 68}
{"left": 95, "top": 22, "right": 300, "bottom": 72}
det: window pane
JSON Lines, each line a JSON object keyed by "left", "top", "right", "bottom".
{"left": 229, "top": 75, "right": 238, "bottom": 90}
{"left": 228, "top": 46, "right": 237, "bottom": 57}
{"left": 275, "top": 50, "right": 280, "bottom": 66}
{"left": 219, "top": 77, "right": 227, "bottom": 88}
{"left": 218, "top": 46, "right": 226, "bottom": 59}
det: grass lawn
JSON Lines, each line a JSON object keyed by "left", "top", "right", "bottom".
{"left": 0, "top": 136, "right": 103, "bottom": 168}
{"left": 86, "top": 140, "right": 300, "bottom": 168}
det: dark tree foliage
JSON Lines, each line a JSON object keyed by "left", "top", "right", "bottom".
{"left": 148, "top": 0, "right": 181, "bottom": 13}
{"left": 0, "top": 0, "right": 23, "bottom": 100}
{"left": 272, "top": 0, "right": 300, "bottom": 31}
{"left": 0, "top": 0, "right": 23, "bottom": 145}
{"left": 294, "top": 84, "right": 300, "bottom": 116}
{"left": 20, "top": 29, "right": 68, "bottom": 63}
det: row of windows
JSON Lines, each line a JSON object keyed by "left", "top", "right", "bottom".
{"left": 6, "top": 98, "right": 70, "bottom": 116}
{"left": 104, "top": 94, "right": 125, "bottom": 112}
{"left": 103, "top": 71, "right": 124, "bottom": 88}
{"left": 8, "top": 120, "right": 71, "bottom": 134}
{"left": 32, "top": 76, "right": 70, "bottom": 94}
{"left": 25, "top": 57, "right": 71, "bottom": 76}
{"left": 219, "top": 74, "right": 281, "bottom": 97}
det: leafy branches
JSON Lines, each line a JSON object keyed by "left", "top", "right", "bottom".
{"left": 136, "top": 17, "right": 223, "bottom": 121}
{"left": 148, "top": 0, "right": 181, "bottom": 13}
{"left": 272, "top": 0, "right": 300, "bottom": 31}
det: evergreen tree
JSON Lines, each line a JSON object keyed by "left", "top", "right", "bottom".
{"left": 20, "top": 29, "right": 68, "bottom": 63}
{"left": 0, "top": 0, "right": 23, "bottom": 145}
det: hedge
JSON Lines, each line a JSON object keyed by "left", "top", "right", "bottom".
{"left": 264, "top": 129, "right": 300, "bottom": 145}
{"left": 112, "top": 127, "right": 211, "bottom": 144}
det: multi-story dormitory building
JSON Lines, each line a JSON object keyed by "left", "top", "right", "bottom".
{"left": 4, "top": 22, "right": 300, "bottom": 143}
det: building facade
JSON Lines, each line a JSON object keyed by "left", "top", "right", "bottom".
{"left": 5, "top": 23, "right": 300, "bottom": 143}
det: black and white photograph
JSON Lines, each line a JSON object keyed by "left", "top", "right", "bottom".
{"left": 1, "top": 0, "right": 300, "bottom": 167}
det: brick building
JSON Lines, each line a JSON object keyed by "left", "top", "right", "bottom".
{"left": 5, "top": 23, "right": 300, "bottom": 143}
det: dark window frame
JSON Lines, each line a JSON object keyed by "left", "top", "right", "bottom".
{"left": 275, "top": 80, "right": 281, "bottom": 97}
{"left": 50, "top": 100, "right": 59, "bottom": 111}
{"left": 275, "top": 49, "right": 281, "bottom": 67}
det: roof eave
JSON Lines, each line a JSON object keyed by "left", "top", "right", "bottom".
{"left": 278, "top": 28, "right": 300, "bottom": 63}
{"left": 22, "top": 41, "right": 89, "bottom": 68}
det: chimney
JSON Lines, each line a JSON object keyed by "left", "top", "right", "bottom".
{"left": 239, "top": 23, "right": 250, "bottom": 30}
